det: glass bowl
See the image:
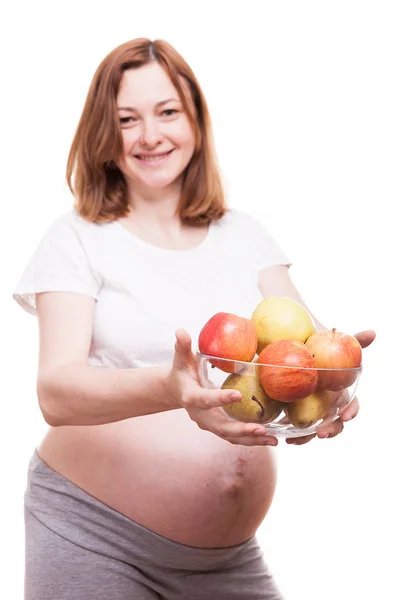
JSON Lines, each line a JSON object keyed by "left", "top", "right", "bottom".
{"left": 196, "top": 352, "right": 362, "bottom": 439}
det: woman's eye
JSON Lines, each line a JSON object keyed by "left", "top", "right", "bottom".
{"left": 120, "top": 117, "right": 137, "bottom": 125}
{"left": 162, "top": 109, "right": 178, "bottom": 117}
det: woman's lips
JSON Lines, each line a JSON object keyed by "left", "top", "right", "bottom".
{"left": 134, "top": 150, "right": 174, "bottom": 166}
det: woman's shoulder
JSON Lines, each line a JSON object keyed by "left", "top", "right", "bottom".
{"left": 214, "top": 208, "right": 263, "bottom": 232}
{"left": 214, "top": 208, "right": 291, "bottom": 269}
{"left": 49, "top": 208, "right": 97, "bottom": 230}
{"left": 44, "top": 208, "right": 111, "bottom": 242}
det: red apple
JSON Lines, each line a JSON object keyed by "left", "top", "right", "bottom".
{"left": 305, "top": 328, "right": 362, "bottom": 391}
{"left": 257, "top": 339, "right": 318, "bottom": 402}
{"left": 198, "top": 312, "right": 258, "bottom": 373}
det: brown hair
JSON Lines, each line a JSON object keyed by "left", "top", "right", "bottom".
{"left": 66, "top": 38, "right": 227, "bottom": 225}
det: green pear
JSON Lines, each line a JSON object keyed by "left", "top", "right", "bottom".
{"left": 222, "top": 373, "right": 283, "bottom": 424}
{"left": 285, "top": 390, "right": 334, "bottom": 428}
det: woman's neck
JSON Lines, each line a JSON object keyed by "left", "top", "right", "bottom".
{"left": 126, "top": 180, "right": 183, "bottom": 226}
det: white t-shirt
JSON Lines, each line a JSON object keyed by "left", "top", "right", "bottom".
{"left": 13, "top": 209, "right": 291, "bottom": 369}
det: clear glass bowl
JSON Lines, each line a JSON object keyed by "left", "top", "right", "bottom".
{"left": 196, "top": 352, "right": 362, "bottom": 439}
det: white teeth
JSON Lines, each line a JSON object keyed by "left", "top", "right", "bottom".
{"left": 137, "top": 152, "right": 171, "bottom": 161}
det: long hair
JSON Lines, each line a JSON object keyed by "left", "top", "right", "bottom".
{"left": 66, "top": 38, "right": 227, "bottom": 224}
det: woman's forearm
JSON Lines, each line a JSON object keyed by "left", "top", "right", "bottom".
{"left": 37, "top": 363, "right": 177, "bottom": 427}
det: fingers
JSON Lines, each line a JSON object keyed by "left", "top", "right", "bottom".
{"left": 183, "top": 387, "right": 243, "bottom": 410}
{"left": 225, "top": 435, "right": 279, "bottom": 447}
{"left": 286, "top": 433, "right": 316, "bottom": 445}
{"left": 192, "top": 407, "right": 279, "bottom": 446}
{"left": 353, "top": 329, "right": 376, "bottom": 348}
{"left": 287, "top": 417, "right": 344, "bottom": 444}
{"left": 338, "top": 395, "right": 360, "bottom": 422}
{"left": 316, "top": 418, "right": 344, "bottom": 439}
{"left": 317, "top": 397, "right": 359, "bottom": 437}
{"left": 332, "top": 389, "right": 350, "bottom": 411}
{"left": 173, "top": 328, "right": 194, "bottom": 370}
{"left": 288, "top": 397, "right": 359, "bottom": 444}
{"left": 174, "top": 328, "right": 192, "bottom": 354}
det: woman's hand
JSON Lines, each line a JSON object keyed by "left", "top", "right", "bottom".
{"left": 167, "top": 328, "right": 278, "bottom": 447}
{"left": 286, "top": 329, "right": 376, "bottom": 446}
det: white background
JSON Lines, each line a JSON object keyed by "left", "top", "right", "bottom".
{"left": 1, "top": 1, "right": 399, "bottom": 598}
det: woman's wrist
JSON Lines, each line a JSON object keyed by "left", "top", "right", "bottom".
{"left": 163, "top": 366, "right": 183, "bottom": 411}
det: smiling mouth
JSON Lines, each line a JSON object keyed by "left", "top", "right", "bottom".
{"left": 135, "top": 150, "right": 174, "bottom": 162}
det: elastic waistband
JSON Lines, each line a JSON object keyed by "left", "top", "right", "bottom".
{"left": 26, "top": 450, "right": 256, "bottom": 571}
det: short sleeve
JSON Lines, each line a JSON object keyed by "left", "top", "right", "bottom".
{"left": 238, "top": 211, "right": 292, "bottom": 272}
{"left": 13, "top": 213, "right": 102, "bottom": 316}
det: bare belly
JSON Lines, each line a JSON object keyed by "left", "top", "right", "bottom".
{"left": 37, "top": 409, "right": 277, "bottom": 548}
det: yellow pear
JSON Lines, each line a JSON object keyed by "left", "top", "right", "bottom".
{"left": 252, "top": 296, "right": 316, "bottom": 354}
{"left": 286, "top": 390, "right": 334, "bottom": 428}
{"left": 222, "top": 373, "right": 283, "bottom": 424}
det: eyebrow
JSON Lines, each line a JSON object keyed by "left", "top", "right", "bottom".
{"left": 117, "top": 98, "right": 180, "bottom": 111}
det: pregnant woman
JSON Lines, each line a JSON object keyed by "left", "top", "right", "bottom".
{"left": 14, "top": 37, "right": 375, "bottom": 600}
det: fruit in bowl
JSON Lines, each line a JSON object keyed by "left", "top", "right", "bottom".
{"left": 198, "top": 312, "right": 258, "bottom": 373}
{"left": 196, "top": 352, "right": 362, "bottom": 438}
{"left": 305, "top": 328, "right": 362, "bottom": 390}
{"left": 196, "top": 300, "right": 363, "bottom": 438}
{"left": 251, "top": 296, "right": 316, "bottom": 354}
{"left": 285, "top": 389, "right": 335, "bottom": 429}
{"left": 257, "top": 339, "right": 318, "bottom": 401}
{"left": 221, "top": 372, "right": 284, "bottom": 424}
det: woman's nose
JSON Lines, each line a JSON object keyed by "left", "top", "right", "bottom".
{"left": 139, "top": 118, "right": 164, "bottom": 148}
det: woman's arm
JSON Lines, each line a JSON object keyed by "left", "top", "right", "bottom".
{"left": 35, "top": 291, "right": 247, "bottom": 432}
{"left": 36, "top": 292, "right": 178, "bottom": 426}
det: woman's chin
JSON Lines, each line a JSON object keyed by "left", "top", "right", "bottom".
{"left": 136, "top": 174, "right": 183, "bottom": 191}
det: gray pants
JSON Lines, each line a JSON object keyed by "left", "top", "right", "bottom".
{"left": 24, "top": 451, "right": 284, "bottom": 599}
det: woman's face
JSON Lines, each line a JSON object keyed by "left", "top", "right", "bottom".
{"left": 116, "top": 63, "right": 196, "bottom": 192}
